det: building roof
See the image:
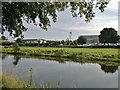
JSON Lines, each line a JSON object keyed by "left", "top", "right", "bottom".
{"left": 81, "top": 35, "right": 99, "bottom": 40}
{"left": 23, "top": 39, "right": 45, "bottom": 41}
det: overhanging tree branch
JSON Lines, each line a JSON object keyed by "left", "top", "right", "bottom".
{"left": 1, "top": 1, "right": 109, "bottom": 37}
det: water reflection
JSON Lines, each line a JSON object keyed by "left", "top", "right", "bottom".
{"left": 1, "top": 54, "right": 7, "bottom": 60}
{"left": 100, "top": 64, "right": 118, "bottom": 73}
{"left": 2, "top": 54, "right": 118, "bottom": 73}
{"left": 13, "top": 55, "right": 21, "bottom": 66}
{"left": 29, "top": 68, "right": 33, "bottom": 86}
{"left": 2, "top": 54, "right": 118, "bottom": 88}
{"left": 55, "top": 57, "right": 65, "bottom": 63}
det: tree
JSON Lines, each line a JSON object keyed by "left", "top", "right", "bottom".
{"left": 73, "top": 40, "right": 77, "bottom": 45}
{"left": 77, "top": 36, "right": 87, "bottom": 45}
{"left": 99, "top": 28, "right": 119, "bottom": 44}
{"left": 16, "top": 38, "right": 23, "bottom": 43}
{"left": 61, "top": 40, "right": 65, "bottom": 45}
{"left": 37, "top": 40, "right": 41, "bottom": 46}
{"left": 1, "top": 36, "right": 7, "bottom": 40}
{"left": 13, "top": 55, "right": 21, "bottom": 66}
{"left": 100, "top": 64, "right": 118, "bottom": 73}
{"left": 1, "top": 1, "right": 109, "bottom": 37}
{"left": 12, "top": 42, "right": 20, "bottom": 53}
{"left": 65, "top": 38, "right": 69, "bottom": 45}
{"left": 16, "top": 38, "right": 25, "bottom": 46}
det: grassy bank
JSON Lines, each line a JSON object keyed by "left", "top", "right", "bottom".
{"left": 1, "top": 46, "right": 120, "bottom": 62}
{"left": 0, "top": 73, "right": 1, "bottom": 89}
{"left": 2, "top": 73, "right": 35, "bottom": 88}
{"left": 2, "top": 72, "right": 52, "bottom": 88}
{"left": 2, "top": 53, "right": 120, "bottom": 67}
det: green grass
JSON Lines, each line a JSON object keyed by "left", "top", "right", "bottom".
{"left": 1, "top": 46, "right": 120, "bottom": 62}
{"left": 0, "top": 73, "right": 2, "bottom": 89}
{"left": 2, "top": 73, "right": 35, "bottom": 88}
{"left": 2, "top": 72, "right": 54, "bottom": 88}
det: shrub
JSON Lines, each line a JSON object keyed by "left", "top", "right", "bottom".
{"left": 12, "top": 42, "right": 20, "bottom": 53}
{"left": 69, "top": 53, "right": 77, "bottom": 58}
{"left": 54, "top": 50, "right": 64, "bottom": 57}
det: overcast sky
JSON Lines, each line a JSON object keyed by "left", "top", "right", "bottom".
{"left": 5, "top": 0, "right": 119, "bottom": 40}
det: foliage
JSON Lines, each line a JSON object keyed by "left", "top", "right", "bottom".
{"left": 16, "top": 38, "right": 25, "bottom": 46}
{"left": 1, "top": 41, "right": 12, "bottom": 46}
{"left": 64, "top": 38, "right": 69, "bottom": 45}
{"left": 61, "top": 40, "right": 65, "bottom": 45}
{"left": 2, "top": 73, "right": 35, "bottom": 88}
{"left": 2, "top": 71, "right": 53, "bottom": 88}
{"left": 73, "top": 40, "right": 77, "bottom": 45}
{"left": 69, "top": 53, "right": 78, "bottom": 59}
{"left": 54, "top": 50, "right": 64, "bottom": 57}
{"left": 46, "top": 40, "right": 61, "bottom": 46}
{"left": 99, "top": 28, "right": 119, "bottom": 44}
{"left": 77, "top": 36, "right": 87, "bottom": 45}
{"left": 1, "top": 36, "right": 7, "bottom": 40}
{"left": 12, "top": 42, "right": 20, "bottom": 53}
{"left": 16, "top": 38, "right": 23, "bottom": 44}
{"left": 1, "top": 1, "right": 109, "bottom": 37}
{"left": 100, "top": 64, "right": 118, "bottom": 73}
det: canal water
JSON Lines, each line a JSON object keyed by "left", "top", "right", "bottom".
{"left": 2, "top": 54, "right": 118, "bottom": 88}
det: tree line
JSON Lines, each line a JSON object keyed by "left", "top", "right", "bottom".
{"left": 1, "top": 27, "right": 120, "bottom": 46}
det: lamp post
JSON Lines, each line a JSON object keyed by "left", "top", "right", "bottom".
{"left": 69, "top": 32, "right": 72, "bottom": 41}
{"left": 69, "top": 32, "right": 72, "bottom": 45}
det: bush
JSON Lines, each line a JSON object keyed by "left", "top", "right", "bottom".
{"left": 69, "top": 53, "right": 77, "bottom": 58}
{"left": 1, "top": 41, "right": 13, "bottom": 46}
{"left": 54, "top": 50, "right": 64, "bottom": 57}
{"left": 12, "top": 42, "right": 20, "bottom": 53}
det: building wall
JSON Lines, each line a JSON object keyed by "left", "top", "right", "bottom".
{"left": 82, "top": 35, "right": 99, "bottom": 44}
{"left": 23, "top": 39, "right": 46, "bottom": 44}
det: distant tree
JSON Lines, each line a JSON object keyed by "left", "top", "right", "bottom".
{"left": 73, "top": 40, "right": 77, "bottom": 45}
{"left": 1, "top": 36, "right": 7, "bottom": 40}
{"left": 118, "top": 35, "right": 120, "bottom": 41}
{"left": 100, "top": 64, "right": 118, "bottom": 73}
{"left": 37, "top": 40, "right": 41, "bottom": 46}
{"left": 61, "top": 40, "right": 65, "bottom": 45}
{"left": 16, "top": 38, "right": 25, "bottom": 46}
{"left": 70, "top": 41, "right": 74, "bottom": 45}
{"left": 13, "top": 56, "right": 21, "bottom": 66}
{"left": 77, "top": 36, "right": 87, "bottom": 45}
{"left": 1, "top": 1, "right": 109, "bottom": 37}
{"left": 12, "top": 42, "right": 20, "bottom": 53}
{"left": 99, "top": 28, "right": 119, "bottom": 45}
{"left": 41, "top": 40, "right": 45, "bottom": 46}
{"left": 65, "top": 38, "right": 69, "bottom": 45}
{"left": 16, "top": 38, "right": 23, "bottom": 43}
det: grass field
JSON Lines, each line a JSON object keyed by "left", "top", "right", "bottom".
{"left": 1, "top": 46, "right": 120, "bottom": 62}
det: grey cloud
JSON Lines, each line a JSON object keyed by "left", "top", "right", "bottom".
{"left": 5, "top": 0, "right": 118, "bottom": 41}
